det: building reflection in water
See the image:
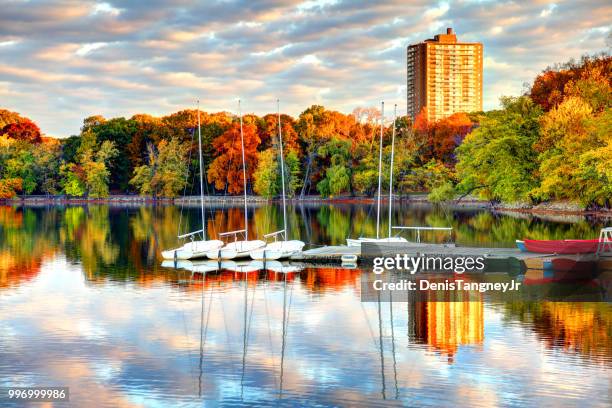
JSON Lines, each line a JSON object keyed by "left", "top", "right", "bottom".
{"left": 410, "top": 300, "right": 484, "bottom": 362}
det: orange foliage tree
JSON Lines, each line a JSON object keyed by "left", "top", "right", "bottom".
{"left": 530, "top": 54, "right": 612, "bottom": 111}
{"left": 259, "top": 113, "right": 301, "bottom": 156}
{"left": 411, "top": 108, "right": 473, "bottom": 164}
{"left": 0, "top": 178, "right": 22, "bottom": 199}
{"left": 430, "top": 113, "right": 473, "bottom": 163}
{"left": 1, "top": 120, "right": 42, "bottom": 144}
{"left": 207, "top": 121, "right": 261, "bottom": 194}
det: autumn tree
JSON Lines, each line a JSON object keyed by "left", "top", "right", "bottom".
{"left": 0, "top": 109, "right": 29, "bottom": 129}
{"left": 260, "top": 113, "right": 301, "bottom": 155}
{"left": 429, "top": 113, "right": 473, "bottom": 163}
{"left": 127, "top": 114, "right": 169, "bottom": 169}
{"left": 130, "top": 138, "right": 189, "bottom": 197}
{"left": 534, "top": 96, "right": 611, "bottom": 206}
{"left": 530, "top": 53, "right": 611, "bottom": 111}
{"left": 295, "top": 106, "right": 356, "bottom": 196}
{"left": 162, "top": 109, "right": 198, "bottom": 140}
{"left": 1, "top": 120, "right": 42, "bottom": 144}
{"left": 0, "top": 178, "right": 22, "bottom": 199}
{"left": 207, "top": 121, "right": 260, "bottom": 194}
{"left": 82, "top": 115, "right": 106, "bottom": 132}
{"left": 162, "top": 109, "right": 232, "bottom": 192}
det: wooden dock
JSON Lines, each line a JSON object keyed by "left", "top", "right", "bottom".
{"left": 290, "top": 244, "right": 612, "bottom": 272}
{"left": 291, "top": 244, "right": 531, "bottom": 261}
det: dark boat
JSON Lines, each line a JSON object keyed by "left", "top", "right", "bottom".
{"left": 519, "top": 239, "right": 600, "bottom": 254}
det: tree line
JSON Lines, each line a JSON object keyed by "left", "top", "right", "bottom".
{"left": 0, "top": 53, "right": 609, "bottom": 207}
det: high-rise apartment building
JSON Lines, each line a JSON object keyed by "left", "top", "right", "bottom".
{"left": 407, "top": 28, "right": 483, "bottom": 122}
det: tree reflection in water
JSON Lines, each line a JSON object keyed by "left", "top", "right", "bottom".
{"left": 0, "top": 203, "right": 609, "bottom": 367}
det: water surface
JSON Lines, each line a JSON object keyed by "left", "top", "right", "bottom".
{"left": 0, "top": 204, "right": 610, "bottom": 407}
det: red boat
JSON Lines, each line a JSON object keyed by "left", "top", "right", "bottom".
{"left": 523, "top": 239, "right": 600, "bottom": 254}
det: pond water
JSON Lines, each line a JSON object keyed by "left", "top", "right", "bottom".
{"left": 0, "top": 204, "right": 610, "bottom": 407}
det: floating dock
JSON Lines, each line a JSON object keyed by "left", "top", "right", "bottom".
{"left": 290, "top": 244, "right": 612, "bottom": 272}
{"left": 291, "top": 244, "right": 531, "bottom": 261}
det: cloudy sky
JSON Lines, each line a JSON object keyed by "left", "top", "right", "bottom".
{"left": 0, "top": 0, "right": 610, "bottom": 137}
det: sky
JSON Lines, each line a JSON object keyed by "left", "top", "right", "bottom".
{"left": 0, "top": 0, "right": 610, "bottom": 137}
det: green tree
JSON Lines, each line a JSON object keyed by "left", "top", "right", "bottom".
{"left": 82, "top": 140, "right": 119, "bottom": 198}
{"left": 253, "top": 149, "right": 279, "bottom": 198}
{"left": 401, "top": 159, "right": 455, "bottom": 196}
{"left": 316, "top": 137, "right": 352, "bottom": 197}
{"left": 60, "top": 163, "right": 86, "bottom": 196}
{"left": 61, "top": 130, "right": 118, "bottom": 197}
{"left": 5, "top": 149, "right": 36, "bottom": 194}
{"left": 284, "top": 150, "right": 302, "bottom": 197}
{"left": 61, "top": 135, "right": 82, "bottom": 164}
{"left": 455, "top": 96, "right": 543, "bottom": 202}
{"left": 130, "top": 138, "right": 189, "bottom": 197}
{"left": 33, "top": 141, "right": 62, "bottom": 194}
{"left": 91, "top": 118, "right": 137, "bottom": 191}
{"left": 352, "top": 152, "right": 378, "bottom": 196}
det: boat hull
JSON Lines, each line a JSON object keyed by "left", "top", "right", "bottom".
{"left": 523, "top": 254, "right": 598, "bottom": 274}
{"left": 206, "top": 240, "right": 266, "bottom": 260}
{"left": 249, "top": 240, "right": 305, "bottom": 260}
{"left": 161, "top": 240, "right": 224, "bottom": 260}
{"left": 523, "top": 239, "right": 599, "bottom": 254}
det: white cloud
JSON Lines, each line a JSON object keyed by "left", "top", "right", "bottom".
{"left": 299, "top": 54, "right": 323, "bottom": 65}
{"left": 0, "top": 0, "right": 609, "bottom": 137}
{"left": 92, "top": 2, "right": 121, "bottom": 16}
{"left": 425, "top": 2, "right": 450, "bottom": 19}
{"left": 539, "top": 4, "right": 557, "bottom": 18}
{"left": 75, "top": 42, "right": 108, "bottom": 56}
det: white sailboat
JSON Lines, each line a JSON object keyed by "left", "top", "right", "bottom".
{"left": 250, "top": 100, "right": 305, "bottom": 260}
{"left": 162, "top": 101, "right": 224, "bottom": 260}
{"left": 347, "top": 102, "right": 408, "bottom": 247}
{"left": 206, "top": 100, "right": 265, "bottom": 260}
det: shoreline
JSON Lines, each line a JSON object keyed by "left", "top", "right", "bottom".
{"left": 3, "top": 194, "right": 611, "bottom": 217}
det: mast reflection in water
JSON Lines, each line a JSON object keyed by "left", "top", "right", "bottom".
{"left": 0, "top": 204, "right": 610, "bottom": 407}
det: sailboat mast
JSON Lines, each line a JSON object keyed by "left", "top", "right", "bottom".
{"left": 277, "top": 99, "right": 288, "bottom": 238}
{"left": 239, "top": 100, "right": 248, "bottom": 240}
{"left": 376, "top": 101, "right": 384, "bottom": 239}
{"left": 197, "top": 100, "right": 206, "bottom": 240}
{"left": 388, "top": 104, "right": 397, "bottom": 238}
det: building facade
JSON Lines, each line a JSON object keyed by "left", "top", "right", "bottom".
{"left": 407, "top": 28, "right": 483, "bottom": 122}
